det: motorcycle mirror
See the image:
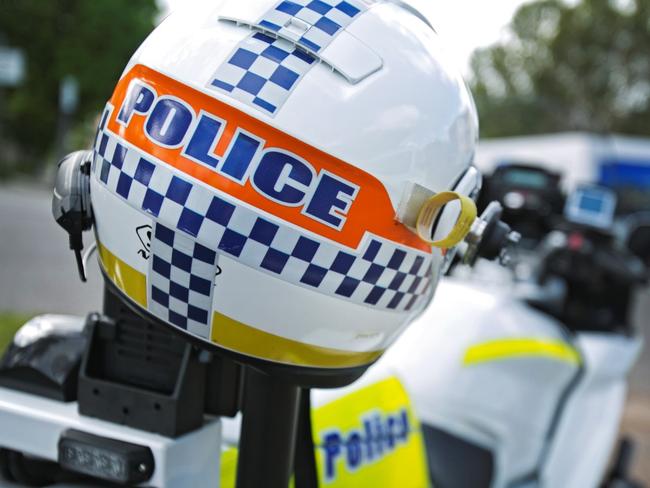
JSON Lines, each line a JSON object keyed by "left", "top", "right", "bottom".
{"left": 462, "top": 201, "right": 521, "bottom": 266}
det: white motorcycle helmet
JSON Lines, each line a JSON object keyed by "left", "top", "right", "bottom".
{"left": 85, "top": 0, "right": 479, "bottom": 381}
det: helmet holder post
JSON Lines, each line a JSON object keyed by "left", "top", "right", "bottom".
{"left": 236, "top": 367, "right": 302, "bottom": 488}
{"left": 83, "top": 284, "right": 315, "bottom": 487}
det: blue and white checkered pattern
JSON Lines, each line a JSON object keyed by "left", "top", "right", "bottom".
{"left": 258, "top": 0, "right": 368, "bottom": 53}
{"left": 211, "top": 0, "right": 370, "bottom": 115}
{"left": 211, "top": 32, "right": 316, "bottom": 116}
{"left": 94, "top": 124, "right": 433, "bottom": 312}
{"left": 149, "top": 223, "right": 218, "bottom": 338}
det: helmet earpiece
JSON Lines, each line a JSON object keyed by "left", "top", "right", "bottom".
{"left": 52, "top": 150, "right": 93, "bottom": 281}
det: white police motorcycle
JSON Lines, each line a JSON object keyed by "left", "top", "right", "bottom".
{"left": 0, "top": 165, "right": 518, "bottom": 488}
{"left": 1, "top": 179, "right": 645, "bottom": 488}
{"left": 227, "top": 184, "right": 645, "bottom": 488}
{"left": 363, "top": 184, "right": 647, "bottom": 488}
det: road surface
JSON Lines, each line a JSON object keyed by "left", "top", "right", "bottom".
{"left": 0, "top": 183, "right": 103, "bottom": 315}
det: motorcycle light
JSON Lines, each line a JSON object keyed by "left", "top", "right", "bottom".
{"left": 503, "top": 191, "right": 525, "bottom": 210}
{"left": 58, "top": 429, "right": 154, "bottom": 485}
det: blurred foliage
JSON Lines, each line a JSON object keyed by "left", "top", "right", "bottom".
{"left": 470, "top": 0, "right": 650, "bottom": 138}
{"left": 0, "top": 312, "right": 31, "bottom": 355}
{"left": 0, "top": 0, "right": 158, "bottom": 175}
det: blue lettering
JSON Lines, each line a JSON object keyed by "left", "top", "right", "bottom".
{"left": 398, "top": 409, "right": 409, "bottom": 442}
{"left": 373, "top": 416, "right": 385, "bottom": 456}
{"left": 118, "top": 81, "right": 155, "bottom": 125}
{"left": 322, "top": 409, "right": 411, "bottom": 480}
{"left": 252, "top": 151, "right": 312, "bottom": 205}
{"left": 118, "top": 89, "right": 360, "bottom": 227}
{"left": 323, "top": 432, "right": 342, "bottom": 481}
{"left": 305, "top": 173, "right": 358, "bottom": 229}
{"left": 184, "top": 114, "right": 223, "bottom": 168}
{"left": 221, "top": 131, "right": 262, "bottom": 182}
{"left": 145, "top": 98, "right": 193, "bottom": 148}
{"left": 346, "top": 432, "right": 363, "bottom": 469}
{"left": 364, "top": 419, "right": 375, "bottom": 461}
{"left": 386, "top": 416, "right": 396, "bottom": 449}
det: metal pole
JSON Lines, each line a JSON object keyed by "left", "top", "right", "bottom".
{"left": 236, "top": 367, "right": 301, "bottom": 488}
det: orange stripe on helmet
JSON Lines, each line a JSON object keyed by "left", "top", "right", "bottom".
{"left": 106, "top": 64, "right": 429, "bottom": 253}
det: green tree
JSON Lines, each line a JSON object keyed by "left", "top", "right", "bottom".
{"left": 470, "top": 0, "right": 650, "bottom": 138}
{"left": 0, "top": 0, "right": 158, "bottom": 174}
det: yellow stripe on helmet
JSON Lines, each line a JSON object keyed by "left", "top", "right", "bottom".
{"left": 97, "top": 241, "right": 383, "bottom": 369}
{"left": 97, "top": 241, "right": 148, "bottom": 307}
{"left": 211, "top": 312, "right": 384, "bottom": 369}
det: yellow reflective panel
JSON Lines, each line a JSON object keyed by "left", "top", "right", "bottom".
{"left": 219, "top": 447, "right": 238, "bottom": 488}
{"left": 219, "top": 377, "right": 430, "bottom": 488}
{"left": 312, "top": 376, "right": 429, "bottom": 487}
{"left": 211, "top": 312, "right": 383, "bottom": 369}
{"left": 97, "top": 241, "right": 147, "bottom": 307}
{"left": 464, "top": 338, "right": 581, "bottom": 366}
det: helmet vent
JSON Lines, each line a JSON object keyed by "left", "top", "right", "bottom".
{"left": 218, "top": 1, "right": 383, "bottom": 84}
{"left": 284, "top": 17, "right": 310, "bottom": 38}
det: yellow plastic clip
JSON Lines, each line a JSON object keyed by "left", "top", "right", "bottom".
{"left": 416, "top": 191, "right": 477, "bottom": 249}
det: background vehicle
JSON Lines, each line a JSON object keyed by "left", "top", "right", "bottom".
{"left": 379, "top": 185, "right": 647, "bottom": 487}
{"left": 478, "top": 163, "right": 565, "bottom": 246}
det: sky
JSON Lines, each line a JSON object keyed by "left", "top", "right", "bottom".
{"left": 158, "top": 0, "right": 528, "bottom": 75}
{"left": 422, "top": 1, "right": 527, "bottom": 73}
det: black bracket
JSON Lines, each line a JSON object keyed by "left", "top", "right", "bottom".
{"left": 77, "top": 288, "right": 241, "bottom": 438}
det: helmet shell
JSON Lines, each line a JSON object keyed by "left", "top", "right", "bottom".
{"left": 90, "top": 0, "right": 478, "bottom": 375}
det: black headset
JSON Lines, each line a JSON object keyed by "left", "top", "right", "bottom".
{"left": 52, "top": 150, "right": 94, "bottom": 281}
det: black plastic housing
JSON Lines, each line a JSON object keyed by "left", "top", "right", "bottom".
{"left": 58, "top": 429, "right": 154, "bottom": 485}
{"left": 77, "top": 289, "right": 207, "bottom": 438}
{"left": 0, "top": 330, "right": 86, "bottom": 402}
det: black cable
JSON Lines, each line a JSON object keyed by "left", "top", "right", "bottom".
{"left": 74, "top": 247, "right": 87, "bottom": 282}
